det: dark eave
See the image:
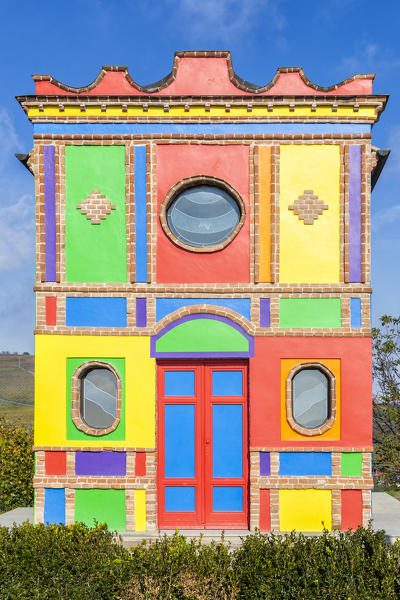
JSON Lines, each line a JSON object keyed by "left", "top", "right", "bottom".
{"left": 372, "top": 149, "right": 390, "bottom": 190}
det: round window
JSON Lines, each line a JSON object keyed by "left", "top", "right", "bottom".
{"left": 166, "top": 185, "right": 241, "bottom": 249}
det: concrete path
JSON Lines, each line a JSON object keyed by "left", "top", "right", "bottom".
{"left": 0, "top": 493, "right": 398, "bottom": 544}
{"left": 0, "top": 507, "right": 33, "bottom": 528}
{"left": 372, "top": 492, "right": 400, "bottom": 542}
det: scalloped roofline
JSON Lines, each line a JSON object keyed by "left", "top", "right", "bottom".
{"left": 31, "top": 51, "right": 375, "bottom": 96}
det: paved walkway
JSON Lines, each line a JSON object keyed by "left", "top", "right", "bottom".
{"left": 0, "top": 493, "right": 399, "bottom": 543}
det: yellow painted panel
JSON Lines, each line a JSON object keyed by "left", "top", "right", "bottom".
{"left": 279, "top": 489, "right": 332, "bottom": 531}
{"left": 27, "top": 105, "right": 377, "bottom": 119}
{"left": 34, "top": 335, "right": 155, "bottom": 448}
{"left": 281, "top": 358, "right": 340, "bottom": 441}
{"left": 258, "top": 146, "right": 271, "bottom": 282}
{"left": 279, "top": 145, "right": 341, "bottom": 283}
{"left": 134, "top": 489, "right": 146, "bottom": 531}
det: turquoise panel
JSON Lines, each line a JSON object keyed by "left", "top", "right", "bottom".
{"left": 212, "top": 404, "right": 243, "bottom": 478}
{"left": 164, "top": 405, "right": 195, "bottom": 478}
{"left": 212, "top": 370, "right": 243, "bottom": 396}
{"left": 164, "top": 371, "right": 195, "bottom": 396}
{"left": 351, "top": 298, "right": 362, "bottom": 328}
{"left": 279, "top": 452, "right": 332, "bottom": 476}
{"left": 165, "top": 486, "right": 195, "bottom": 512}
{"left": 213, "top": 487, "right": 243, "bottom": 512}
{"left": 156, "top": 298, "right": 251, "bottom": 321}
{"left": 44, "top": 488, "right": 65, "bottom": 525}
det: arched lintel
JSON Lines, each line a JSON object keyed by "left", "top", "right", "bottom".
{"left": 150, "top": 312, "right": 254, "bottom": 359}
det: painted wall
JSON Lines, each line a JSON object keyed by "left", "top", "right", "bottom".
{"left": 65, "top": 146, "right": 127, "bottom": 283}
{"left": 156, "top": 144, "right": 250, "bottom": 283}
{"left": 35, "top": 335, "right": 155, "bottom": 448}
{"left": 249, "top": 337, "right": 372, "bottom": 448}
{"left": 279, "top": 145, "right": 341, "bottom": 283}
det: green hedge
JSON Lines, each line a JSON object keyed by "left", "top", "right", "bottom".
{"left": 0, "top": 418, "right": 34, "bottom": 512}
{"left": 0, "top": 524, "right": 399, "bottom": 599}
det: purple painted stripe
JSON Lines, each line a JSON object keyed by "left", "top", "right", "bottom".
{"left": 260, "top": 452, "right": 270, "bottom": 476}
{"left": 136, "top": 298, "right": 147, "bottom": 327}
{"left": 75, "top": 451, "right": 126, "bottom": 476}
{"left": 260, "top": 298, "right": 270, "bottom": 327}
{"left": 349, "top": 145, "right": 362, "bottom": 282}
{"left": 44, "top": 145, "right": 56, "bottom": 281}
{"left": 150, "top": 313, "right": 255, "bottom": 358}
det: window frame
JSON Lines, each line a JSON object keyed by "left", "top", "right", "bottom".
{"left": 159, "top": 175, "right": 246, "bottom": 253}
{"left": 71, "top": 361, "right": 122, "bottom": 436}
{"left": 285, "top": 362, "right": 336, "bottom": 436}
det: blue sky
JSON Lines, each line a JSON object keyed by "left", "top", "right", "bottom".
{"left": 0, "top": 0, "right": 399, "bottom": 352}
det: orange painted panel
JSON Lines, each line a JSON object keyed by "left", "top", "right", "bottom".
{"left": 156, "top": 144, "right": 250, "bottom": 283}
{"left": 257, "top": 146, "right": 271, "bottom": 283}
{"left": 341, "top": 489, "right": 363, "bottom": 530}
{"left": 249, "top": 337, "right": 372, "bottom": 448}
{"left": 280, "top": 358, "right": 341, "bottom": 441}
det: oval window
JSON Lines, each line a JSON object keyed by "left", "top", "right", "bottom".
{"left": 166, "top": 185, "right": 241, "bottom": 248}
{"left": 80, "top": 367, "right": 117, "bottom": 430}
{"left": 292, "top": 368, "right": 329, "bottom": 429}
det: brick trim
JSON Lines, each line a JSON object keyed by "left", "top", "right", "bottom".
{"left": 153, "top": 304, "right": 256, "bottom": 335}
{"left": 70, "top": 361, "right": 122, "bottom": 436}
{"left": 159, "top": 175, "right": 246, "bottom": 253}
{"left": 286, "top": 362, "right": 337, "bottom": 436}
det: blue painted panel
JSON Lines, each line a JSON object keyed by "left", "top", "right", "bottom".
{"left": 66, "top": 297, "right": 127, "bottom": 327}
{"left": 213, "top": 487, "right": 243, "bottom": 512}
{"left": 134, "top": 146, "right": 147, "bottom": 283}
{"left": 165, "top": 486, "right": 195, "bottom": 512}
{"left": 165, "top": 405, "right": 195, "bottom": 478}
{"left": 156, "top": 298, "right": 251, "bottom": 321}
{"left": 213, "top": 404, "right": 243, "bottom": 478}
{"left": 164, "top": 371, "right": 195, "bottom": 396}
{"left": 279, "top": 452, "right": 332, "bottom": 476}
{"left": 35, "top": 124, "right": 372, "bottom": 135}
{"left": 212, "top": 370, "right": 243, "bottom": 396}
{"left": 350, "top": 298, "right": 362, "bottom": 328}
{"left": 44, "top": 488, "right": 65, "bottom": 524}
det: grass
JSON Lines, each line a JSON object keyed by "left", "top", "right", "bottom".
{"left": 0, "top": 355, "right": 34, "bottom": 426}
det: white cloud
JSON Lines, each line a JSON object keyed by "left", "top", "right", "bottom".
{"left": 170, "top": 0, "right": 286, "bottom": 42}
{"left": 0, "top": 109, "right": 23, "bottom": 171}
{"left": 338, "top": 40, "right": 400, "bottom": 75}
{"left": 0, "top": 193, "right": 34, "bottom": 272}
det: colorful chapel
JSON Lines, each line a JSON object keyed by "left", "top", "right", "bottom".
{"left": 17, "top": 52, "right": 389, "bottom": 532}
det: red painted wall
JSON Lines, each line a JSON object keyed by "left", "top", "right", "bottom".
{"left": 249, "top": 337, "right": 372, "bottom": 448}
{"left": 156, "top": 144, "right": 250, "bottom": 283}
{"left": 259, "top": 489, "right": 271, "bottom": 531}
{"left": 341, "top": 490, "right": 363, "bottom": 530}
{"left": 45, "top": 451, "right": 66, "bottom": 475}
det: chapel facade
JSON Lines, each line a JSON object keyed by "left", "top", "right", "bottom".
{"left": 17, "top": 52, "right": 388, "bottom": 532}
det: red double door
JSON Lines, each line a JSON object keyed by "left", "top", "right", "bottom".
{"left": 157, "top": 360, "right": 248, "bottom": 529}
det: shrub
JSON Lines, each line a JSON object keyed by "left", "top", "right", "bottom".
{"left": 0, "top": 417, "right": 34, "bottom": 512}
{"left": 0, "top": 524, "right": 399, "bottom": 599}
{"left": 121, "top": 532, "right": 236, "bottom": 600}
{"left": 0, "top": 521, "right": 131, "bottom": 600}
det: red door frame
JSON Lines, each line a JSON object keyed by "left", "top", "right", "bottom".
{"left": 157, "top": 359, "right": 248, "bottom": 529}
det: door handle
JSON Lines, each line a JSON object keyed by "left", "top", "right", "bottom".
{"left": 205, "top": 440, "right": 210, "bottom": 445}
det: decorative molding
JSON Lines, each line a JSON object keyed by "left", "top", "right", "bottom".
{"left": 76, "top": 190, "right": 116, "bottom": 225}
{"left": 285, "top": 362, "right": 337, "bottom": 437}
{"left": 288, "top": 190, "right": 329, "bottom": 225}
{"left": 70, "top": 361, "right": 122, "bottom": 437}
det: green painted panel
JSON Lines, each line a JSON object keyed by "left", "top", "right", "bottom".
{"left": 65, "top": 146, "right": 127, "bottom": 282}
{"left": 75, "top": 489, "right": 126, "bottom": 531}
{"left": 156, "top": 319, "right": 248, "bottom": 353}
{"left": 279, "top": 298, "right": 341, "bottom": 328}
{"left": 66, "top": 357, "right": 125, "bottom": 441}
{"left": 341, "top": 452, "right": 363, "bottom": 476}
